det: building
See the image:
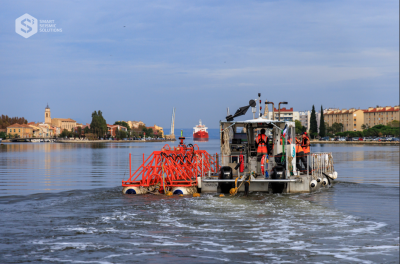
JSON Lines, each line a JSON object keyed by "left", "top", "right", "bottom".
{"left": 45, "top": 104, "right": 51, "bottom": 124}
{"left": 6, "top": 124, "right": 33, "bottom": 138}
{"left": 147, "top": 124, "right": 164, "bottom": 137}
{"left": 51, "top": 118, "right": 77, "bottom": 131}
{"left": 363, "top": 106, "right": 399, "bottom": 127}
{"left": 27, "top": 122, "right": 55, "bottom": 137}
{"left": 324, "top": 105, "right": 399, "bottom": 132}
{"left": 324, "top": 108, "right": 365, "bottom": 131}
{"left": 126, "top": 120, "right": 145, "bottom": 129}
{"left": 299, "top": 111, "right": 310, "bottom": 132}
{"left": 44, "top": 105, "right": 77, "bottom": 132}
{"left": 107, "top": 124, "right": 128, "bottom": 137}
{"left": 266, "top": 108, "right": 298, "bottom": 121}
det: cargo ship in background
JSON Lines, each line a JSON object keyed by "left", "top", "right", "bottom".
{"left": 193, "top": 120, "right": 209, "bottom": 141}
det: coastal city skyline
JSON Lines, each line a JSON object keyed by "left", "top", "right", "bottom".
{"left": 1, "top": 1, "right": 398, "bottom": 128}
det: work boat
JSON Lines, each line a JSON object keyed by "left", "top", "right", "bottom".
{"left": 199, "top": 96, "right": 338, "bottom": 194}
{"left": 122, "top": 95, "right": 338, "bottom": 195}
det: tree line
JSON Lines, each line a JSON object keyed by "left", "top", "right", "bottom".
{"left": 0, "top": 115, "right": 28, "bottom": 129}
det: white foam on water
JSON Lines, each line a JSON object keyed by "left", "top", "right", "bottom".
{"left": 135, "top": 251, "right": 159, "bottom": 256}
{"left": 41, "top": 257, "right": 113, "bottom": 264}
{"left": 103, "top": 253, "right": 133, "bottom": 259}
{"left": 348, "top": 221, "right": 387, "bottom": 234}
{"left": 333, "top": 254, "right": 374, "bottom": 264}
{"left": 190, "top": 254, "right": 230, "bottom": 262}
{"left": 191, "top": 209, "right": 212, "bottom": 215}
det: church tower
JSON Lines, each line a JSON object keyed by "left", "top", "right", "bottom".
{"left": 45, "top": 103, "right": 51, "bottom": 124}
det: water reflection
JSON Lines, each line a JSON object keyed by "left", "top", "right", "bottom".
{"left": 0, "top": 141, "right": 398, "bottom": 196}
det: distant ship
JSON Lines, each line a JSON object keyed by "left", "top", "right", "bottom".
{"left": 193, "top": 120, "right": 209, "bottom": 141}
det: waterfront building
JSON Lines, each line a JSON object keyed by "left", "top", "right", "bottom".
{"left": 6, "top": 124, "right": 33, "bottom": 138}
{"left": 363, "top": 106, "right": 399, "bottom": 128}
{"left": 126, "top": 120, "right": 145, "bottom": 129}
{"left": 147, "top": 124, "right": 164, "bottom": 137}
{"left": 43, "top": 104, "right": 77, "bottom": 132}
{"left": 266, "top": 108, "right": 299, "bottom": 121}
{"left": 27, "top": 123, "right": 41, "bottom": 137}
{"left": 51, "top": 118, "right": 77, "bottom": 131}
{"left": 107, "top": 124, "right": 128, "bottom": 137}
{"left": 324, "top": 105, "right": 399, "bottom": 131}
{"left": 324, "top": 109, "right": 365, "bottom": 131}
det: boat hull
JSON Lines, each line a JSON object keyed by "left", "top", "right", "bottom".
{"left": 193, "top": 131, "right": 209, "bottom": 140}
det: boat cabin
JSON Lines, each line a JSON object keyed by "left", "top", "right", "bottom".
{"left": 220, "top": 118, "right": 297, "bottom": 178}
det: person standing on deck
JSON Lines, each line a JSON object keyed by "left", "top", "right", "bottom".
{"left": 256, "top": 129, "right": 270, "bottom": 175}
{"left": 301, "top": 132, "right": 311, "bottom": 173}
{"left": 295, "top": 137, "right": 307, "bottom": 173}
{"left": 256, "top": 129, "right": 269, "bottom": 154}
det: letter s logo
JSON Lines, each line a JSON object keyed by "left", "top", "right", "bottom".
{"left": 21, "top": 18, "right": 33, "bottom": 33}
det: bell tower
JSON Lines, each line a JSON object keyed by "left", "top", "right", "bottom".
{"left": 45, "top": 103, "right": 51, "bottom": 124}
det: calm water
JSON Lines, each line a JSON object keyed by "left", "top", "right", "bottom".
{"left": 0, "top": 140, "right": 399, "bottom": 263}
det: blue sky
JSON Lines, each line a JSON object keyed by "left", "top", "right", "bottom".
{"left": 1, "top": 0, "right": 398, "bottom": 128}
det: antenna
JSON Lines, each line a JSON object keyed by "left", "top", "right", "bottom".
{"left": 258, "top": 93, "right": 261, "bottom": 118}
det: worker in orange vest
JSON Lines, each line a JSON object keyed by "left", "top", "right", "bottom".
{"left": 256, "top": 129, "right": 270, "bottom": 175}
{"left": 295, "top": 137, "right": 306, "bottom": 173}
{"left": 301, "top": 132, "right": 310, "bottom": 154}
{"left": 256, "top": 129, "right": 269, "bottom": 154}
{"left": 300, "top": 132, "right": 311, "bottom": 173}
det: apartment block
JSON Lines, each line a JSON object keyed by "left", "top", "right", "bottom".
{"left": 363, "top": 106, "right": 399, "bottom": 127}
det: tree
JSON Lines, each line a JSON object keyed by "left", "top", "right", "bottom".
{"left": 0, "top": 115, "right": 28, "bottom": 129}
{"left": 331, "top": 122, "right": 343, "bottom": 133}
{"left": 60, "top": 129, "right": 70, "bottom": 138}
{"left": 0, "top": 131, "right": 6, "bottom": 139}
{"left": 295, "top": 120, "right": 304, "bottom": 135}
{"left": 310, "top": 105, "right": 318, "bottom": 138}
{"left": 90, "top": 111, "right": 107, "bottom": 138}
{"left": 142, "top": 127, "right": 154, "bottom": 138}
{"left": 319, "top": 105, "right": 325, "bottom": 137}
{"left": 84, "top": 126, "right": 90, "bottom": 134}
{"left": 387, "top": 120, "right": 399, "bottom": 128}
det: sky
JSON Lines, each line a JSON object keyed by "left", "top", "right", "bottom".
{"left": 0, "top": 0, "right": 398, "bottom": 128}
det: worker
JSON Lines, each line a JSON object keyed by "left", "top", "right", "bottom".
{"left": 300, "top": 132, "right": 311, "bottom": 173}
{"left": 295, "top": 137, "right": 306, "bottom": 173}
{"left": 256, "top": 129, "right": 269, "bottom": 175}
{"left": 256, "top": 129, "right": 269, "bottom": 154}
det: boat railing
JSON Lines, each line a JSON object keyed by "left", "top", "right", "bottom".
{"left": 309, "top": 152, "right": 335, "bottom": 176}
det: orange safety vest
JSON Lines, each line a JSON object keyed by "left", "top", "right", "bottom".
{"left": 295, "top": 138, "right": 303, "bottom": 153}
{"left": 256, "top": 134, "right": 268, "bottom": 153}
{"left": 301, "top": 137, "right": 310, "bottom": 154}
